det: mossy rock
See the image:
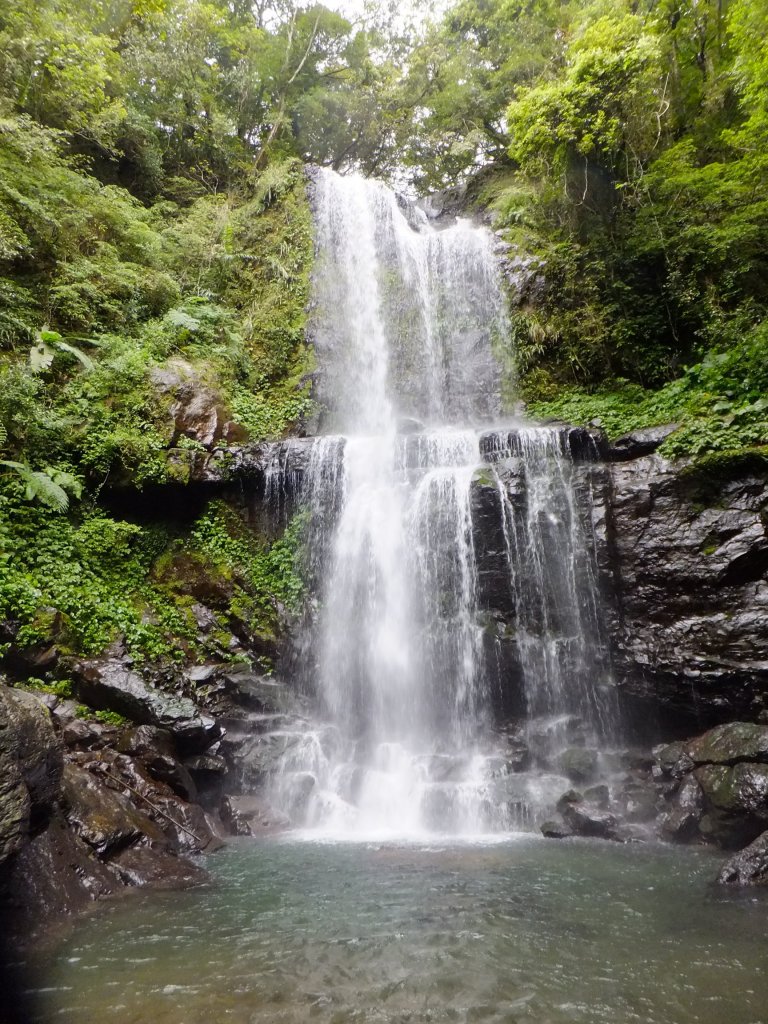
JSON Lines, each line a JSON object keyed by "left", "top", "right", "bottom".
{"left": 153, "top": 551, "right": 235, "bottom": 607}
{"left": 685, "top": 722, "right": 768, "bottom": 767}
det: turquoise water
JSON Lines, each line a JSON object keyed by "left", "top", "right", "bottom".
{"left": 36, "top": 836, "right": 768, "bottom": 1024}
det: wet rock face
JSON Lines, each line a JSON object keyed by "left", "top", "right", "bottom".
{"left": 718, "top": 830, "right": 768, "bottom": 886}
{"left": 73, "top": 658, "right": 217, "bottom": 751}
{"left": 471, "top": 440, "right": 767, "bottom": 730}
{"left": 605, "top": 457, "right": 768, "bottom": 729}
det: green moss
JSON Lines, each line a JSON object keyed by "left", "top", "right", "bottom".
{"left": 472, "top": 468, "right": 497, "bottom": 487}
{"left": 681, "top": 447, "right": 768, "bottom": 483}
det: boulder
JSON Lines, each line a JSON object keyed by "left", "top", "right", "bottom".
{"left": 685, "top": 722, "right": 768, "bottom": 766}
{"left": 115, "top": 725, "right": 197, "bottom": 800}
{"left": 117, "top": 724, "right": 176, "bottom": 760}
{"left": 105, "top": 755, "right": 219, "bottom": 854}
{"left": 540, "top": 817, "right": 574, "bottom": 839}
{"left": 695, "top": 762, "right": 768, "bottom": 847}
{"left": 0, "top": 699, "right": 31, "bottom": 865}
{"left": 151, "top": 361, "right": 239, "bottom": 449}
{"left": 220, "top": 795, "right": 290, "bottom": 836}
{"left": 718, "top": 830, "right": 768, "bottom": 886}
{"left": 562, "top": 801, "right": 622, "bottom": 840}
{"left": 73, "top": 659, "right": 217, "bottom": 751}
{"left": 653, "top": 740, "right": 694, "bottom": 780}
{"left": 558, "top": 747, "right": 598, "bottom": 783}
{"left": 556, "top": 788, "right": 583, "bottom": 813}
{"left": 61, "top": 717, "right": 118, "bottom": 750}
{"left": 607, "top": 425, "right": 679, "bottom": 461}
{"left": 0, "top": 687, "right": 62, "bottom": 835}
{"left": 583, "top": 784, "right": 611, "bottom": 809}
{"left": 658, "top": 774, "right": 704, "bottom": 841}
{"left": 60, "top": 763, "right": 165, "bottom": 857}
{"left": 615, "top": 781, "right": 658, "bottom": 823}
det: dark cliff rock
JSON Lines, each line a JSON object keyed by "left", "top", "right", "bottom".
{"left": 607, "top": 456, "right": 768, "bottom": 731}
{"left": 0, "top": 687, "right": 62, "bottom": 866}
{"left": 0, "top": 667, "right": 250, "bottom": 943}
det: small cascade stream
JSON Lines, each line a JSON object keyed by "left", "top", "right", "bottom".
{"left": 255, "top": 168, "right": 616, "bottom": 837}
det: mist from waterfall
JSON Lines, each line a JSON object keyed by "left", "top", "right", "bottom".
{"left": 262, "top": 168, "right": 614, "bottom": 837}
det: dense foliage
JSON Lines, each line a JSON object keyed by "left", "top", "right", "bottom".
{"left": 0, "top": 0, "right": 766, "bottom": 669}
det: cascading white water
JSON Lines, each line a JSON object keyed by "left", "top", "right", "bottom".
{"left": 260, "top": 168, "right": 614, "bottom": 837}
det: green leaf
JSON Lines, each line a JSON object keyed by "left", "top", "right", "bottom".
{"left": 54, "top": 341, "right": 94, "bottom": 371}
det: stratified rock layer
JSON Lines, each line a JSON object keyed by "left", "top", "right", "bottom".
{"left": 605, "top": 456, "right": 768, "bottom": 728}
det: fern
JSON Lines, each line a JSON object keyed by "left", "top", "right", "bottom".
{"left": 29, "top": 329, "right": 94, "bottom": 373}
{"left": 0, "top": 461, "right": 81, "bottom": 512}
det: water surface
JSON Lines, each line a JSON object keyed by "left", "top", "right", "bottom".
{"left": 37, "top": 836, "right": 768, "bottom": 1024}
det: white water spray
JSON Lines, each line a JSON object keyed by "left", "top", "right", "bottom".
{"left": 260, "top": 169, "right": 613, "bottom": 838}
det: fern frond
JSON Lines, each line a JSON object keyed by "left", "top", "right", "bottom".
{"left": 23, "top": 471, "right": 69, "bottom": 511}
{"left": 0, "top": 460, "right": 71, "bottom": 512}
{"left": 55, "top": 341, "right": 94, "bottom": 371}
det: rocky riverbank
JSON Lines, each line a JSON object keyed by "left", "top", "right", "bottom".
{"left": 0, "top": 658, "right": 307, "bottom": 945}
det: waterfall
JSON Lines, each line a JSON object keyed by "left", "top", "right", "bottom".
{"left": 258, "top": 168, "right": 614, "bottom": 838}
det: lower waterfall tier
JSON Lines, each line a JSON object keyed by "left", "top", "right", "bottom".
{"left": 246, "top": 424, "right": 616, "bottom": 836}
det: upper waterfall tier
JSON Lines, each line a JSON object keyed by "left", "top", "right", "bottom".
{"left": 309, "top": 167, "right": 509, "bottom": 434}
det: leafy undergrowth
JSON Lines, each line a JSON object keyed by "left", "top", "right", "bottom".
{"left": 0, "top": 487, "right": 305, "bottom": 668}
{"left": 0, "top": 140, "right": 314, "bottom": 491}
{"left": 524, "top": 323, "right": 768, "bottom": 460}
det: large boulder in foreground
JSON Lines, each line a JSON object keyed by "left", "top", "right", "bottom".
{"left": 0, "top": 686, "right": 62, "bottom": 864}
{"left": 655, "top": 722, "right": 768, "bottom": 848}
{"left": 73, "top": 659, "right": 217, "bottom": 751}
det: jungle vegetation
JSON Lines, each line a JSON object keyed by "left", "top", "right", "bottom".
{"left": 0, "top": 0, "right": 766, "bottom": 666}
